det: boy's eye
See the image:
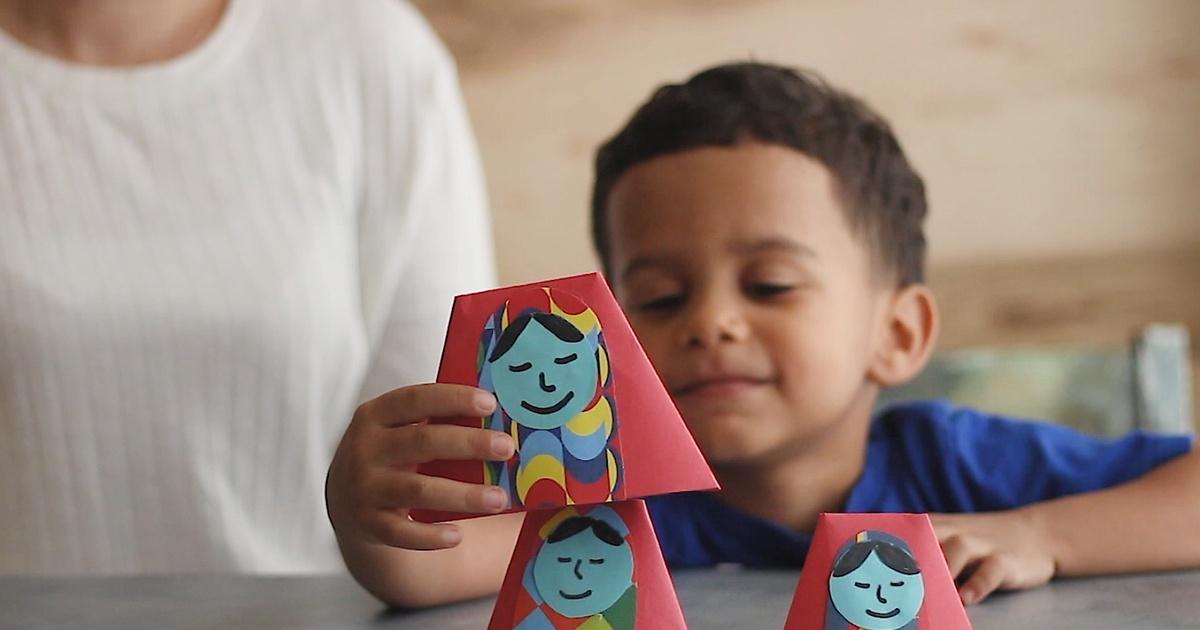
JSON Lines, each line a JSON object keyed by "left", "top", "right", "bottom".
{"left": 890, "top": 581, "right": 905, "bottom": 587}
{"left": 854, "top": 582, "right": 870, "bottom": 589}
{"left": 588, "top": 558, "right": 605, "bottom": 564}
{"left": 553, "top": 353, "right": 578, "bottom": 365}
{"left": 557, "top": 557, "right": 573, "bottom": 563}
{"left": 509, "top": 362, "right": 533, "bottom": 373}
{"left": 637, "top": 294, "right": 684, "bottom": 312}
{"left": 747, "top": 283, "right": 795, "bottom": 298}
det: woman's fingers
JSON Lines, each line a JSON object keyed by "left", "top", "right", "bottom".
{"left": 368, "top": 469, "right": 510, "bottom": 515}
{"left": 377, "top": 423, "right": 515, "bottom": 466}
{"left": 366, "top": 511, "right": 465, "bottom": 550}
{"left": 362, "top": 383, "right": 496, "bottom": 428}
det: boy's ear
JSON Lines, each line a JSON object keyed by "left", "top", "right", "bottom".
{"left": 867, "top": 284, "right": 939, "bottom": 388}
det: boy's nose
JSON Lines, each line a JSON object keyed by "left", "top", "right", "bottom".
{"left": 573, "top": 559, "right": 583, "bottom": 579}
{"left": 538, "top": 372, "right": 556, "bottom": 392}
{"left": 875, "top": 584, "right": 887, "bottom": 604}
{"left": 680, "top": 295, "right": 749, "bottom": 348}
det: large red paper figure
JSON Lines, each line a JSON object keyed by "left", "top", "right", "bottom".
{"left": 784, "top": 514, "right": 972, "bottom": 630}
{"left": 414, "top": 273, "right": 717, "bottom": 522}
{"left": 489, "top": 500, "right": 686, "bottom": 630}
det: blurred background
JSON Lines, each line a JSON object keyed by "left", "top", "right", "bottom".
{"left": 412, "top": 0, "right": 1200, "bottom": 429}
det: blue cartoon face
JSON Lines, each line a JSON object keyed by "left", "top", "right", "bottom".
{"left": 829, "top": 548, "right": 924, "bottom": 630}
{"left": 490, "top": 315, "right": 598, "bottom": 430}
{"left": 532, "top": 519, "right": 634, "bottom": 617}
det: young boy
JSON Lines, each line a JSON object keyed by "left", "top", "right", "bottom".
{"left": 325, "top": 62, "right": 1200, "bottom": 610}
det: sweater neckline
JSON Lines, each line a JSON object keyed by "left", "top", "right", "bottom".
{"left": 0, "top": 1, "right": 260, "bottom": 103}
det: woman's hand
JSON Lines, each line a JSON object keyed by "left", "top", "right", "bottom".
{"left": 326, "top": 383, "right": 515, "bottom": 550}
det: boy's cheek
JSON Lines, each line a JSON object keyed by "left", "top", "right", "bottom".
{"left": 624, "top": 321, "right": 675, "bottom": 370}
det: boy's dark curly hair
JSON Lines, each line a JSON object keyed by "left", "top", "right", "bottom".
{"left": 592, "top": 62, "right": 928, "bottom": 285}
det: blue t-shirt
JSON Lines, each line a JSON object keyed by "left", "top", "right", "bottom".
{"left": 645, "top": 400, "right": 1194, "bottom": 568}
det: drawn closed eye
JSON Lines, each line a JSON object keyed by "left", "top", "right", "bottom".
{"left": 557, "top": 557, "right": 572, "bottom": 563}
{"left": 890, "top": 581, "right": 905, "bottom": 587}
{"left": 854, "top": 582, "right": 871, "bottom": 589}
{"left": 553, "top": 353, "right": 578, "bottom": 365}
{"left": 588, "top": 558, "right": 604, "bottom": 564}
{"left": 509, "top": 362, "right": 533, "bottom": 373}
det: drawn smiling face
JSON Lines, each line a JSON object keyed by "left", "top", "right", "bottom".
{"left": 829, "top": 542, "right": 924, "bottom": 630}
{"left": 490, "top": 313, "right": 598, "bottom": 430}
{"left": 532, "top": 516, "right": 634, "bottom": 618}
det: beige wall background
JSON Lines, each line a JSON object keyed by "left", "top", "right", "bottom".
{"left": 415, "top": 0, "right": 1200, "bottom": 285}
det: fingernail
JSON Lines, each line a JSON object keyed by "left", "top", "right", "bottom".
{"left": 482, "top": 487, "right": 508, "bottom": 511}
{"left": 491, "top": 434, "right": 513, "bottom": 458}
{"left": 475, "top": 391, "right": 496, "bottom": 412}
{"left": 960, "top": 589, "right": 975, "bottom": 605}
{"left": 440, "top": 526, "right": 462, "bottom": 546}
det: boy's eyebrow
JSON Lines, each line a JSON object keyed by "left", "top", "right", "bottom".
{"left": 620, "top": 255, "right": 674, "bottom": 283}
{"left": 620, "top": 238, "right": 817, "bottom": 282}
{"left": 728, "top": 236, "right": 818, "bottom": 259}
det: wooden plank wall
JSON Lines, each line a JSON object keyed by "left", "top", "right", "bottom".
{"left": 413, "top": 1, "right": 1200, "bottom": 428}
{"left": 930, "top": 246, "right": 1200, "bottom": 426}
{"left": 413, "top": 0, "right": 1200, "bottom": 284}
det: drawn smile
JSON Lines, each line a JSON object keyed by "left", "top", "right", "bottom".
{"left": 559, "top": 589, "right": 592, "bottom": 600}
{"left": 866, "top": 608, "right": 901, "bottom": 619}
{"left": 521, "top": 391, "right": 574, "bottom": 415}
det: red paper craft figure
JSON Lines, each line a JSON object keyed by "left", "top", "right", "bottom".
{"left": 414, "top": 273, "right": 717, "bottom": 522}
{"left": 488, "top": 500, "right": 686, "bottom": 630}
{"left": 784, "top": 513, "right": 972, "bottom": 630}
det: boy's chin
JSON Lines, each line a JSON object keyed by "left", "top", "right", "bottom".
{"left": 700, "top": 444, "right": 776, "bottom": 468}
{"left": 687, "top": 414, "right": 795, "bottom": 468}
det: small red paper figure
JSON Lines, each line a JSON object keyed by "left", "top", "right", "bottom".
{"left": 414, "top": 273, "right": 717, "bottom": 522}
{"left": 784, "top": 513, "right": 972, "bottom": 630}
{"left": 489, "top": 500, "right": 686, "bottom": 630}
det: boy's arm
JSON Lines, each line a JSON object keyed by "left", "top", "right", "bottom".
{"left": 933, "top": 446, "right": 1200, "bottom": 604}
{"left": 338, "top": 512, "right": 522, "bottom": 608}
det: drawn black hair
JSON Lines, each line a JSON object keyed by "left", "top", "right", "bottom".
{"left": 547, "top": 516, "right": 624, "bottom": 547}
{"left": 489, "top": 312, "right": 584, "bottom": 363}
{"left": 831, "top": 539, "right": 921, "bottom": 577}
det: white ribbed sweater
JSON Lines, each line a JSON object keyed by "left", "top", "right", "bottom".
{"left": 0, "top": 0, "right": 495, "bottom": 574}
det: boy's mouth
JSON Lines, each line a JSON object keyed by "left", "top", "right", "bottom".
{"left": 673, "top": 376, "right": 773, "bottom": 397}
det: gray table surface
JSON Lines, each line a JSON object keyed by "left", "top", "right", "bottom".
{"left": 2, "top": 568, "right": 1199, "bottom": 629}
